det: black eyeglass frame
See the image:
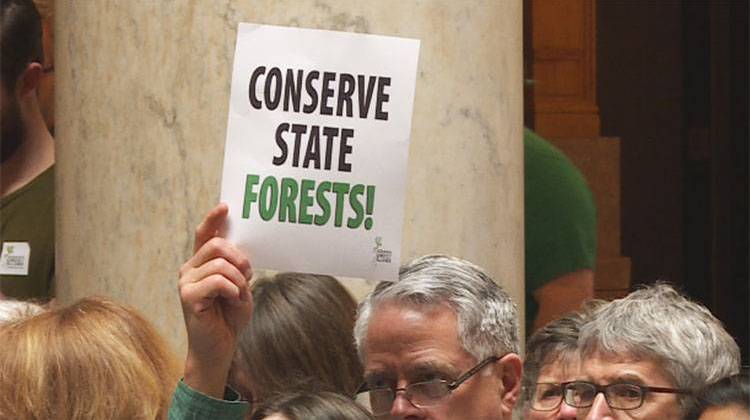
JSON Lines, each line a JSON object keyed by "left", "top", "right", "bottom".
{"left": 561, "top": 380, "right": 692, "bottom": 410}
{"left": 525, "top": 382, "right": 570, "bottom": 412}
{"left": 355, "top": 355, "right": 502, "bottom": 413}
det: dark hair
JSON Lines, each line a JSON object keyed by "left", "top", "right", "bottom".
{"left": 522, "top": 312, "right": 583, "bottom": 394}
{"left": 685, "top": 373, "right": 750, "bottom": 418}
{"left": 1, "top": 0, "right": 43, "bottom": 90}
{"left": 232, "top": 273, "right": 363, "bottom": 403}
{"left": 522, "top": 301, "right": 604, "bottom": 394}
{"left": 250, "top": 391, "right": 373, "bottom": 420}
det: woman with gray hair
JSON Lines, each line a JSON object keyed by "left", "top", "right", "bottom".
{"left": 564, "top": 283, "right": 740, "bottom": 419}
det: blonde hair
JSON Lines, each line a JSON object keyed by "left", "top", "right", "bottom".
{"left": 0, "top": 296, "right": 180, "bottom": 420}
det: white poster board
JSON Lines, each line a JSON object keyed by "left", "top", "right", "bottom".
{"left": 220, "top": 23, "right": 420, "bottom": 281}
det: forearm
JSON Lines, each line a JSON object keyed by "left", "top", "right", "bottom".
{"left": 532, "top": 269, "right": 594, "bottom": 331}
{"left": 183, "top": 349, "right": 234, "bottom": 399}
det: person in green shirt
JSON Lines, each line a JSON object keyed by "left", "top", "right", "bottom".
{"left": 524, "top": 128, "right": 597, "bottom": 334}
{"left": 0, "top": 0, "right": 55, "bottom": 300}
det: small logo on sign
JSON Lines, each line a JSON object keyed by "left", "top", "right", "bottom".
{"left": 373, "top": 236, "right": 392, "bottom": 263}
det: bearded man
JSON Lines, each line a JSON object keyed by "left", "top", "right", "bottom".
{"left": 0, "top": 0, "right": 55, "bottom": 299}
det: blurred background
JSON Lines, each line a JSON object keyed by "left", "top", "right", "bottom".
{"left": 524, "top": 0, "right": 748, "bottom": 362}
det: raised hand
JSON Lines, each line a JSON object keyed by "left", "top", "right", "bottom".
{"left": 178, "top": 203, "right": 253, "bottom": 398}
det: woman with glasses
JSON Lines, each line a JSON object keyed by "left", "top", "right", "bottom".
{"left": 576, "top": 284, "right": 740, "bottom": 419}
{"left": 520, "top": 302, "right": 602, "bottom": 419}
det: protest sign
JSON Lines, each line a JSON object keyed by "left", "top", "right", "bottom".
{"left": 220, "top": 23, "right": 420, "bottom": 281}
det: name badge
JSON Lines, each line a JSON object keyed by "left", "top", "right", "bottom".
{"left": 0, "top": 242, "right": 31, "bottom": 276}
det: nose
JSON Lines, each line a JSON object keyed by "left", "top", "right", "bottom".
{"left": 556, "top": 401, "right": 578, "bottom": 419}
{"left": 583, "top": 393, "right": 614, "bottom": 420}
{"left": 389, "top": 391, "right": 423, "bottom": 419}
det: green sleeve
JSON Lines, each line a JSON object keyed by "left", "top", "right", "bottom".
{"left": 168, "top": 379, "right": 250, "bottom": 420}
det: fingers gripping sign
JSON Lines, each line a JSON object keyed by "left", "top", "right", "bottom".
{"left": 179, "top": 203, "right": 254, "bottom": 398}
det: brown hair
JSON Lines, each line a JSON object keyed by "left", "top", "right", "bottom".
{"left": 232, "top": 273, "right": 363, "bottom": 404}
{"left": 522, "top": 300, "right": 606, "bottom": 395}
{"left": 0, "top": 296, "right": 180, "bottom": 419}
{"left": 250, "top": 390, "right": 373, "bottom": 420}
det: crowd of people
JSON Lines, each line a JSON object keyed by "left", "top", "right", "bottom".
{"left": 1, "top": 0, "right": 748, "bottom": 419}
{"left": 2, "top": 202, "right": 746, "bottom": 419}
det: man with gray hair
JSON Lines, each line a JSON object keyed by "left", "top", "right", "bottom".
{"left": 354, "top": 254, "right": 523, "bottom": 420}
{"left": 563, "top": 283, "right": 740, "bottom": 419}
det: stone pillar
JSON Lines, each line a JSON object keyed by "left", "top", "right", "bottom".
{"left": 56, "top": 0, "right": 524, "bottom": 353}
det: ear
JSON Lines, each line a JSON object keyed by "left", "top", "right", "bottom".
{"left": 497, "top": 353, "right": 523, "bottom": 412}
{"left": 17, "top": 62, "right": 43, "bottom": 98}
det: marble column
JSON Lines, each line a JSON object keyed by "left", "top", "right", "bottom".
{"left": 56, "top": 0, "right": 524, "bottom": 353}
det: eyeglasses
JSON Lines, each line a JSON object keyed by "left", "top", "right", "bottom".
{"left": 355, "top": 355, "right": 501, "bottom": 416}
{"left": 560, "top": 381, "right": 691, "bottom": 410}
{"left": 526, "top": 382, "right": 570, "bottom": 411}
